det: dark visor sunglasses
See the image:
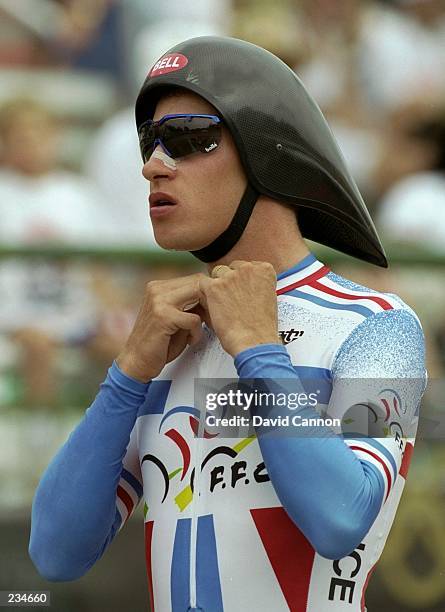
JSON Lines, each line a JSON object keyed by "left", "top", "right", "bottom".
{"left": 138, "top": 113, "right": 222, "bottom": 162}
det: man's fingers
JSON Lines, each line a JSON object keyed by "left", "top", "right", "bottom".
{"left": 173, "top": 309, "right": 203, "bottom": 344}
{"left": 189, "top": 303, "right": 212, "bottom": 328}
{"left": 209, "top": 260, "right": 266, "bottom": 279}
{"left": 163, "top": 279, "right": 203, "bottom": 309}
{"left": 198, "top": 276, "right": 211, "bottom": 305}
{"left": 229, "top": 260, "right": 274, "bottom": 271}
{"left": 183, "top": 300, "right": 200, "bottom": 312}
{"left": 210, "top": 264, "right": 233, "bottom": 278}
{"left": 149, "top": 272, "right": 205, "bottom": 295}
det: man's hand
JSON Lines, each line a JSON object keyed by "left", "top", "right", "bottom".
{"left": 199, "top": 261, "right": 281, "bottom": 357}
{"left": 116, "top": 273, "right": 206, "bottom": 382}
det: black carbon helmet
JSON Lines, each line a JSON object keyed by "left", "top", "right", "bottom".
{"left": 136, "top": 36, "right": 388, "bottom": 267}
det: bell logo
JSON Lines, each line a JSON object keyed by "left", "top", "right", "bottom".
{"left": 150, "top": 53, "right": 188, "bottom": 77}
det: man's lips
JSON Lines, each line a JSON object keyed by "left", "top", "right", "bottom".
{"left": 149, "top": 192, "right": 178, "bottom": 208}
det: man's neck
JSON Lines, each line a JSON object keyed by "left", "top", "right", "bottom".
{"left": 206, "top": 197, "right": 310, "bottom": 277}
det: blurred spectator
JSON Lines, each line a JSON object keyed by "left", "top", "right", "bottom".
{"left": 295, "top": 0, "right": 366, "bottom": 115}
{"left": 0, "top": 0, "right": 122, "bottom": 77}
{"left": 372, "top": 104, "right": 444, "bottom": 197}
{"left": 233, "top": 0, "right": 305, "bottom": 67}
{"left": 12, "top": 327, "right": 57, "bottom": 408}
{"left": 0, "top": 96, "right": 108, "bottom": 245}
{"left": 0, "top": 96, "right": 110, "bottom": 407}
{"left": 359, "top": 0, "right": 445, "bottom": 115}
{"left": 284, "top": 0, "right": 445, "bottom": 201}
{"left": 51, "top": 0, "right": 120, "bottom": 70}
{"left": 378, "top": 171, "right": 445, "bottom": 251}
{"left": 282, "top": 2, "right": 382, "bottom": 199}
{"left": 377, "top": 111, "right": 445, "bottom": 250}
{"left": 0, "top": 0, "right": 61, "bottom": 66}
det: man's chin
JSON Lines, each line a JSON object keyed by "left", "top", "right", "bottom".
{"left": 154, "top": 233, "right": 211, "bottom": 252}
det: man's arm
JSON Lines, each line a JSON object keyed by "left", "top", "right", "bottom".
{"left": 29, "top": 272, "right": 206, "bottom": 581}
{"left": 29, "top": 362, "right": 149, "bottom": 581}
{"left": 234, "top": 308, "right": 426, "bottom": 560}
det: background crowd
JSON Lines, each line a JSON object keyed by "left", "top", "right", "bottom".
{"left": 0, "top": 1, "right": 444, "bottom": 610}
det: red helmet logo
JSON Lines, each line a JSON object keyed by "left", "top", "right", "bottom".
{"left": 150, "top": 53, "right": 189, "bottom": 77}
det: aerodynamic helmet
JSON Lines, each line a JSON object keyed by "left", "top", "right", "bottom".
{"left": 135, "top": 36, "right": 387, "bottom": 267}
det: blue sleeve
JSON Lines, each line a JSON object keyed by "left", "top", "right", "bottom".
{"left": 234, "top": 309, "right": 426, "bottom": 560}
{"left": 29, "top": 362, "right": 150, "bottom": 581}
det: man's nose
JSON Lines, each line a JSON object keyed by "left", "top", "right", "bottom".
{"left": 142, "top": 144, "right": 177, "bottom": 181}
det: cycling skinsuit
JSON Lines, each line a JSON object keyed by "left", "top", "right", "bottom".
{"left": 30, "top": 253, "right": 426, "bottom": 612}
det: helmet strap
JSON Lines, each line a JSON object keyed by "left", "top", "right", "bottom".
{"left": 190, "top": 183, "right": 259, "bottom": 263}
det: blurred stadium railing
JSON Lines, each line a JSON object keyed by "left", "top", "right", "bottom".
{"left": 0, "top": 246, "right": 444, "bottom": 612}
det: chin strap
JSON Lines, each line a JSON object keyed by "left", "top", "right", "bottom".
{"left": 190, "top": 183, "right": 259, "bottom": 263}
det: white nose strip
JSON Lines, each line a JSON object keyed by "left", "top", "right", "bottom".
{"left": 152, "top": 149, "right": 178, "bottom": 170}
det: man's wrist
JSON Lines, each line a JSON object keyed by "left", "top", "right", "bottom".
{"left": 110, "top": 360, "right": 151, "bottom": 395}
{"left": 115, "top": 353, "right": 155, "bottom": 383}
{"left": 230, "top": 334, "right": 282, "bottom": 356}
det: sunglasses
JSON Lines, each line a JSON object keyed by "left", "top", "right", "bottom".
{"left": 138, "top": 113, "right": 222, "bottom": 162}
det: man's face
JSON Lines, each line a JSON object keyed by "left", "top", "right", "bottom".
{"left": 2, "top": 107, "right": 58, "bottom": 176}
{"left": 142, "top": 91, "right": 247, "bottom": 251}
